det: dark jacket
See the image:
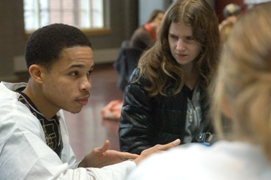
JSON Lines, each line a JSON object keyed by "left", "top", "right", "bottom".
{"left": 119, "top": 68, "right": 214, "bottom": 154}
{"left": 113, "top": 40, "right": 143, "bottom": 91}
{"left": 129, "top": 26, "right": 155, "bottom": 50}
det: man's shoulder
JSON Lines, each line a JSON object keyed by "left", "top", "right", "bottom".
{"left": 0, "top": 82, "right": 36, "bottom": 122}
{"left": 0, "top": 82, "right": 27, "bottom": 94}
{"left": 0, "top": 82, "right": 18, "bottom": 100}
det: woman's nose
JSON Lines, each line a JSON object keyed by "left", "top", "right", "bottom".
{"left": 176, "top": 39, "right": 185, "bottom": 51}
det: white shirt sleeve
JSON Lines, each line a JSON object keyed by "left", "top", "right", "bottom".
{"left": 0, "top": 83, "right": 136, "bottom": 180}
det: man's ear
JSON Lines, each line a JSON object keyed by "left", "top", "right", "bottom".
{"left": 28, "top": 64, "right": 44, "bottom": 84}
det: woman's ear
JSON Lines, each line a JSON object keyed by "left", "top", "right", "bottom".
{"left": 28, "top": 64, "right": 44, "bottom": 84}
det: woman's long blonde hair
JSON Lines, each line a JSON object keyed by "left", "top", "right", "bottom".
{"left": 211, "top": 2, "right": 271, "bottom": 162}
{"left": 137, "top": 0, "right": 220, "bottom": 96}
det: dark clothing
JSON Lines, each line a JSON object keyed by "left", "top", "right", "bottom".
{"left": 129, "top": 26, "right": 155, "bottom": 50}
{"left": 18, "top": 92, "right": 63, "bottom": 157}
{"left": 113, "top": 41, "right": 143, "bottom": 91}
{"left": 119, "top": 68, "right": 213, "bottom": 154}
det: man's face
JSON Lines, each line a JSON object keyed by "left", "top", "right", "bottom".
{"left": 41, "top": 46, "right": 94, "bottom": 114}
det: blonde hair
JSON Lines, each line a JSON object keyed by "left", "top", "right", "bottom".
{"left": 211, "top": 3, "right": 271, "bottom": 161}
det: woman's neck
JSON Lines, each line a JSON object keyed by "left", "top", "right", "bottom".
{"left": 182, "top": 65, "right": 199, "bottom": 90}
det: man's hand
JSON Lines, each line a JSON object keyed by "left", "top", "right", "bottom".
{"left": 78, "top": 140, "right": 139, "bottom": 168}
{"left": 134, "top": 139, "right": 180, "bottom": 165}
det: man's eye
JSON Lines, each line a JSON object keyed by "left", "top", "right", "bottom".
{"left": 71, "top": 72, "right": 78, "bottom": 76}
{"left": 87, "top": 70, "right": 93, "bottom": 75}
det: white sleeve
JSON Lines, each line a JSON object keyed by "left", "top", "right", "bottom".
{"left": 60, "top": 161, "right": 136, "bottom": 180}
{"left": 0, "top": 90, "right": 136, "bottom": 180}
{"left": 58, "top": 110, "right": 78, "bottom": 169}
{"left": 26, "top": 160, "right": 136, "bottom": 180}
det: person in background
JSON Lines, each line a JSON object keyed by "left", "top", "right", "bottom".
{"left": 126, "top": 2, "right": 271, "bottom": 179}
{"left": 129, "top": 9, "right": 164, "bottom": 50}
{"left": 219, "top": 3, "right": 243, "bottom": 31}
{"left": 119, "top": 0, "right": 220, "bottom": 155}
{"left": 105, "top": 10, "right": 164, "bottom": 120}
{"left": 0, "top": 23, "right": 180, "bottom": 180}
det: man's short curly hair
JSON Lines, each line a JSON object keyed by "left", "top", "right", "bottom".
{"left": 25, "top": 23, "right": 92, "bottom": 70}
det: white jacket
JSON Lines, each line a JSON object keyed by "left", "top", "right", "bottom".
{"left": 127, "top": 141, "right": 271, "bottom": 180}
{"left": 0, "top": 82, "right": 135, "bottom": 180}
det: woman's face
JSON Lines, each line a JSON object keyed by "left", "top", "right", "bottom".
{"left": 152, "top": 12, "right": 164, "bottom": 29}
{"left": 168, "top": 22, "right": 201, "bottom": 69}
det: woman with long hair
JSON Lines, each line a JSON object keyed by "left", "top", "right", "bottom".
{"left": 119, "top": 0, "right": 220, "bottom": 154}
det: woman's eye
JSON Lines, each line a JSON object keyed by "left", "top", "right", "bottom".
{"left": 170, "top": 35, "right": 177, "bottom": 39}
{"left": 187, "top": 36, "right": 195, "bottom": 41}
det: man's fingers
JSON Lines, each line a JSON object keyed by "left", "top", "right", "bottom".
{"left": 96, "top": 140, "right": 110, "bottom": 153}
{"left": 123, "top": 152, "right": 139, "bottom": 159}
{"left": 119, "top": 152, "right": 139, "bottom": 160}
{"left": 160, "top": 139, "right": 181, "bottom": 151}
{"left": 172, "top": 139, "right": 181, "bottom": 146}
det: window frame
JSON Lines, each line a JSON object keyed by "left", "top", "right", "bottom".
{"left": 23, "top": 0, "right": 111, "bottom": 37}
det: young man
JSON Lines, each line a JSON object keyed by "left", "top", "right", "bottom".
{"left": 0, "top": 23, "right": 180, "bottom": 179}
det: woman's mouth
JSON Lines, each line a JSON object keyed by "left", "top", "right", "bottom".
{"left": 176, "top": 53, "right": 187, "bottom": 57}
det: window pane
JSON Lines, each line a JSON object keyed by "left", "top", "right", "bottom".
{"left": 49, "top": 0, "right": 61, "bottom": 10}
{"left": 63, "top": 12, "right": 74, "bottom": 25}
{"left": 50, "top": 11, "right": 61, "bottom": 24}
{"left": 80, "top": 0, "right": 90, "bottom": 27}
{"left": 24, "top": 11, "right": 35, "bottom": 31}
{"left": 78, "top": 12, "right": 88, "bottom": 28}
{"left": 24, "top": 0, "right": 105, "bottom": 31}
{"left": 40, "top": 0, "right": 48, "bottom": 9}
{"left": 91, "top": 0, "right": 103, "bottom": 27}
{"left": 63, "top": 0, "right": 73, "bottom": 10}
{"left": 24, "top": 0, "right": 34, "bottom": 10}
{"left": 24, "top": 0, "right": 36, "bottom": 31}
{"left": 40, "top": 10, "right": 49, "bottom": 27}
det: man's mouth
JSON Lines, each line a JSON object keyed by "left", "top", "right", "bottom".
{"left": 77, "top": 96, "right": 90, "bottom": 105}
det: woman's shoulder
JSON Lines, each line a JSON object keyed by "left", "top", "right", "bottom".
{"left": 130, "top": 67, "right": 150, "bottom": 86}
